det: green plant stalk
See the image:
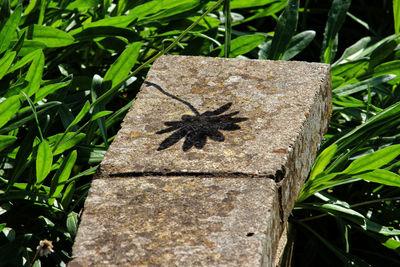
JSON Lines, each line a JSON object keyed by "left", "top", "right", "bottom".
{"left": 21, "top": 92, "right": 44, "bottom": 141}
{"left": 91, "top": 0, "right": 226, "bottom": 109}
{"left": 223, "top": 0, "right": 231, "bottom": 57}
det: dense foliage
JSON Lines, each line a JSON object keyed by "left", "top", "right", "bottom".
{"left": 0, "top": 0, "right": 399, "bottom": 266}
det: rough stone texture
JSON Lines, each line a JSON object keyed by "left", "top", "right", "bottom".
{"left": 101, "top": 55, "right": 331, "bottom": 179}
{"left": 70, "top": 55, "right": 331, "bottom": 266}
{"left": 69, "top": 176, "right": 280, "bottom": 266}
{"left": 278, "top": 73, "right": 331, "bottom": 222}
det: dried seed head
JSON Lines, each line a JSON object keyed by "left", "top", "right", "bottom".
{"left": 36, "top": 239, "right": 54, "bottom": 257}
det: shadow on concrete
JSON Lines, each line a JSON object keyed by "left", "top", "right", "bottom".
{"left": 145, "top": 82, "right": 248, "bottom": 152}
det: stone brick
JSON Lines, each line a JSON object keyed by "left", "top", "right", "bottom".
{"left": 70, "top": 55, "right": 331, "bottom": 266}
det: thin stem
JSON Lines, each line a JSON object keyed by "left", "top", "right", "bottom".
{"left": 298, "top": 196, "right": 400, "bottom": 222}
{"left": 223, "top": 0, "right": 231, "bottom": 57}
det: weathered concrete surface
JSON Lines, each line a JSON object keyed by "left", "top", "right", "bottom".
{"left": 69, "top": 176, "right": 280, "bottom": 266}
{"left": 70, "top": 55, "right": 331, "bottom": 266}
{"left": 101, "top": 55, "right": 331, "bottom": 180}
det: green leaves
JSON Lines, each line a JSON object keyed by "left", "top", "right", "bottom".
{"left": 35, "top": 140, "right": 52, "bottom": 185}
{"left": 268, "top": 0, "right": 299, "bottom": 60}
{"left": 394, "top": 0, "right": 400, "bottom": 35}
{"left": 24, "top": 50, "right": 44, "bottom": 97}
{"left": 0, "top": 135, "right": 17, "bottom": 152}
{"left": 320, "top": 0, "right": 352, "bottom": 63}
{"left": 281, "top": 30, "right": 315, "bottom": 60}
{"left": 49, "top": 150, "right": 77, "bottom": 204}
{"left": 27, "top": 25, "right": 75, "bottom": 48}
{"left": 0, "top": 51, "right": 16, "bottom": 80}
{"left": 103, "top": 42, "right": 142, "bottom": 89}
{"left": 218, "top": 34, "right": 265, "bottom": 57}
{"left": 0, "top": 5, "right": 22, "bottom": 53}
{"left": 343, "top": 145, "right": 400, "bottom": 174}
{"left": 0, "top": 95, "right": 22, "bottom": 128}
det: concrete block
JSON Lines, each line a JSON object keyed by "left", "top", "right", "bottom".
{"left": 70, "top": 55, "right": 331, "bottom": 266}
{"left": 70, "top": 177, "right": 279, "bottom": 266}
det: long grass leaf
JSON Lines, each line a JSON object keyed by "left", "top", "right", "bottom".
{"left": 24, "top": 50, "right": 45, "bottom": 97}
{"left": 35, "top": 140, "right": 53, "bottom": 185}
{"left": 333, "top": 37, "right": 372, "bottom": 66}
{"left": 0, "top": 135, "right": 17, "bottom": 152}
{"left": 353, "top": 169, "right": 400, "bottom": 188}
{"left": 333, "top": 75, "right": 396, "bottom": 97}
{"left": 29, "top": 25, "right": 74, "bottom": 47}
{"left": 343, "top": 145, "right": 400, "bottom": 174}
{"left": 218, "top": 34, "right": 265, "bottom": 57}
{"left": 268, "top": 0, "right": 299, "bottom": 60}
{"left": 320, "top": 0, "right": 351, "bottom": 63}
{"left": 103, "top": 42, "right": 142, "bottom": 90}
{"left": 309, "top": 144, "right": 338, "bottom": 180}
{"left": 0, "top": 51, "right": 16, "bottom": 80}
{"left": 49, "top": 150, "right": 77, "bottom": 204}
{"left": 0, "top": 5, "right": 22, "bottom": 53}
{"left": 394, "top": 0, "right": 400, "bottom": 35}
{"left": 281, "top": 30, "right": 315, "bottom": 60}
{"left": 0, "top": 95, "right": 21, "bottom": 129}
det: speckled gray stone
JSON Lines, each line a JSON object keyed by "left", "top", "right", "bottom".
{"left": 70, "top": 177, "right": 280, "bottom": 266}
{"left": 70, "top": 55, "right": 331, "bottom": 267}
{"left": 101, "top": 56, "right": 331, "bottom": 178}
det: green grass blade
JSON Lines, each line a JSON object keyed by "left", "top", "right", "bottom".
{"left": 61, "top": 181, "right": 75, "bottom": 209}
{"left": 0, "top": 101, "right": 61, "bottom": 134}
{"left": 24, "top": 50, "right": 44, "bottom": 97}
{"left": 90, "top": 111, "right": 113, "bottom": 121}
{"left": 21, "top": 91, "right": 43, "bottom": 140}
{"left": 66, "top": 211, "right": 78, "bottom": 236}
{"left": 29, "top": 25, "right": 74, "bottom": 48}
{"left": 353, "top": 169, "right": 400, "bottom": 188}
{"left": 373, "top": 60, "right": 400, "bottom": 78}
{"left": 333, "top": 37, "right": 372, "bottom": 66}
{"left": 91, "top": 74, "right": 108, "bottom": 145}
{"left": 309, "top": 144, "right": 338, "bottom": 180}
{"left": 6, "top": 49, "right": 41, "bottom": 74}
{"left": 230, "top": 0, "right": 278, "bottom": 9}
{"left": 48, "top": 133, "right": 86, "bottom": 155}
{"left": 49, "top": 150, "right": 77, "bottom": 204}
{"left": 136, "top": 0, "right": 202, "bottom": 21}
{"left": 333, "top": 74, "right": 396, "bottom": 97}
{"left": 334, "top": 101, "right": 400, "bottom": 150}
{"left": 320, "top": 0, "right": 352, "bottom": 63}
{"left": 34, "top": 78, "right": 72, "bottom": 103}
{"left": 0, "top": 95, "right": 21, "bottom": 129}
{"left": 0, "top": 135, "right": 17, "bottom": 152}
{"left": 35, "top": 140, "right": 53, "bottom": 185}
{"left": 72, "top": 26, "right": 138, "bottom": 42}
{"left": 343, "top": 145, "right": 400, "bottom": 174}
{"left": 0, "top": 5, "right": 22, "bottom": 53}
{"left": 7, "top": 131, "right": 35, "bottom": 191}
{"left": 0, "top": 51, "right": 16, "bottom": 80}
{"left": 69, "top": 100, "right": 91, "bottom": 129}
{"left": 223, "top": 0, "right": 232, "bottom": 58}
{"left": 394, "top": 0, "right": 400, "bottom": 35}
{"left": 103, "top": 42, "right": 142, "bottom": 90}
{"left": 281, "top": 30, "right": 315, "bottom": 60}
{"left": 268, "top": 0, "right": 299, "bottom": 60}
{"left": 218, "top": 34, "right": 265, "bottom": 57}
